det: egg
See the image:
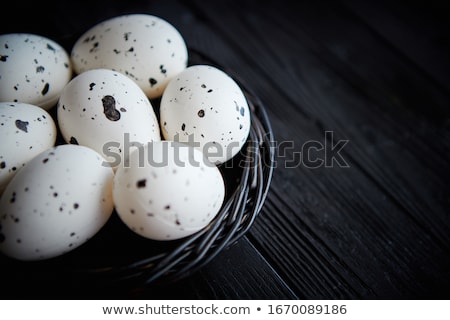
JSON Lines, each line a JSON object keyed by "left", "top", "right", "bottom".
{"left": 71, "top": 14, "right": 188, "bottom": 99}
{"left": 57, "top": 68, "right": 161, "bottom": 167}
{"left": 160, "top": 65, "right": 251, "bottom": 164}
{"left": 0, "top": 33, "right": 72, "bottom": 110}
{"left": 0, "top": 144, "right": 114, "bottom": 261}
{"left": 0, "top": 102, "right": 57, "bottom": 194}
{"left": 113, "top": 140, "right": 225, "bottom": 241}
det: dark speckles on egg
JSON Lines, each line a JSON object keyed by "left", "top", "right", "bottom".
{"left": 89, "top": 42, "right": 99, "bottom": 53}
{"left": 41, "top": 83, "right": 50, "bottom": 96}
{"left": 149, "top": 78, "right": 157, "bottom": 87}
{"left": 137, "top": 179, "right": 146, "bottom": 188}
{"left": 15, "top": 120, "right": 29, "bottom": 133}
{"left": 1, "top": 161, "right": 6, "bottom": 169}
{"left": 102, "top": 95, "right": 121, "bottom": 121}
{"left": 46, "top": 43, "right": 56, "bottom": 52}
{"left": 198, "top": 109, "right": 205, "bottom": 117}
{"left": 10, "top": 192, "right": 16, "bottom": 203}
{"left": 70, "top": 137, "right": 79, "bottom": 145}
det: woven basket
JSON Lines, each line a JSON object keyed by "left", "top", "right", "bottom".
{"left": 1, "top": 48, "right": 275, "bottom": 297}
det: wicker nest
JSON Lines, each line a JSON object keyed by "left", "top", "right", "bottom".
{"left": 1, "top": 48, "right": 275, "bottom": 296}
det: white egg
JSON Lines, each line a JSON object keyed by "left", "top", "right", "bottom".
{"left": 71, "top": 14, "right": 188, "bottom": 99}
{"left": 0, "top": 144, "right": 114, "bottom": 261}
{"left": 0, "top": 33, "right": 72, "bottom": 110}
{"left": 57, "top": 68, "right": 161, "bottom": 167}
{"left": 160, "top": 65, "right": 251, "bottom": 164}
{"left": 113, "top": 140, "right": 225, "bottom": 241}
{"left": 0, "top": 102, "right": 57, "bottom": 194}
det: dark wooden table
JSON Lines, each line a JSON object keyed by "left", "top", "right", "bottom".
{"left": 2, "top": 0, "right": 450, "bottom": 299}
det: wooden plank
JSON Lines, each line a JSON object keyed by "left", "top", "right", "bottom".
{"left": 182, "top": 0, "right": 450, "bottom": 298}
{"left": 341, "top": 0, "right": 450, "bottom": 93}
{"left": 246, "top": 0, "right": 450, "bottom": 247}
{"left": 136, "top": 237, "right": 298, "bottom": 299}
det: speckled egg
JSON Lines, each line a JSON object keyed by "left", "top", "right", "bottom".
{"left": 113, "top": 141, "right": 225, "bottom": 241}
{"left": 71, "top": 14, "right": 188, "bottom": 99}
{"left": 57, "top": 68, "right": 161, "bottom": 167}
{"left": 160, "top": 65, "right": 251, "bottom": 164}
{"left": 0, "top": 33, "right": 72, "bottom": 110}
{"left": 0, "top": 102, "right": 57, "bottom": 194}
{"left": 0, "top": 144, "right": 114, "bottom": 261}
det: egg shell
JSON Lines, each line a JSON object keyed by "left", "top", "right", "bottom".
{"left": 160, "top": 65, "right": 251, "bottom": 164}
{"left": 0, "top": 144, "right": 114, "bottom": 261}
{"left": 57, "top": 68, "right": 161, "bottom": 167}
{"left": 113, "top": 140, "right": 225, "bottom": 241}
{"left": 0, "top": 33, "right": 72, "bottom": 110}
{"left": 0, "top": 102, "right": 57, "bottom": 194}
{"left": 71, "top": 14, "right": 188, "bottom": 99}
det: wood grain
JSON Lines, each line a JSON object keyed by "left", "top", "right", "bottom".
{"left": 1, "top": 0, "right": 449, "bottom": 299}
{"left": 182, "top": 0, "right": 450, "bottom": 298}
